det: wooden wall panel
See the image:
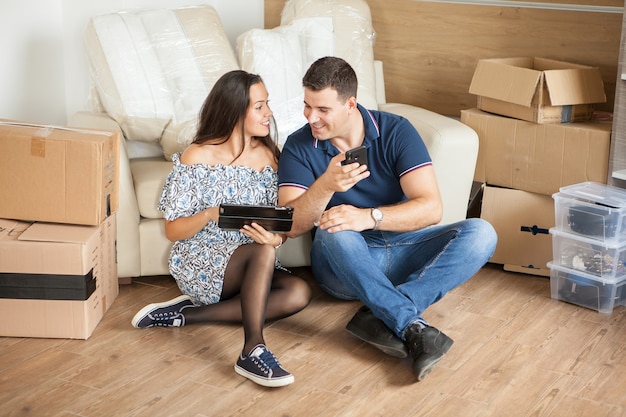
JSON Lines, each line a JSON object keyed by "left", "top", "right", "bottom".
{"left": 265, "top": 0, "right": 622, "bottom": 116}
{"left": 265, "top": 0, "right": 284, "bottom": 28}
{"left": 608, "top": 10, "right": 626, "bottom": 185}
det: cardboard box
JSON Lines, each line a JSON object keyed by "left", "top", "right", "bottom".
{"left": 481, "top": 185, "right": 554, "bottom": 277}
{"left": 469, "top": 57, "right": 606, "bottom": 123}
{"left": 461, "top": 108, "right": 611, "bottom": 196}
{"left": 0, "top": 121, "right": 120, "bottom": 226}
{"left": 0, "top": 215, "right": 118, "bottom": 339}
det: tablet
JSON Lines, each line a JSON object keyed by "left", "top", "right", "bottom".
{"left": 218, "top": 204, "right": 294, "bottom": 232}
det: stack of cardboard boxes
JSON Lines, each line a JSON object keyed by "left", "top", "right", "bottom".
{"left": 461, "top": 57, "right": 612, "bottom": 276}
{"left": 0, "top": 121, "right": 120, "bottom": 339}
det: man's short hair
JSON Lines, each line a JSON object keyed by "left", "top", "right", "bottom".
{"left": 302, "top": 56, "right": 358, "bottom": 103}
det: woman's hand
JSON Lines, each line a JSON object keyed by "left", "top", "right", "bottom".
{"left": 241, "top": 223, "right": 284, "bottom": 248}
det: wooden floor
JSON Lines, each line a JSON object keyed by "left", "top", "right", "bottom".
{"left": 1, "top": 264, "right": 625, "bottom": 417}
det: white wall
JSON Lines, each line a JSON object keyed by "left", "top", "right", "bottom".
{"left": 0, "top": 0, "right": 263, "bottom": 125}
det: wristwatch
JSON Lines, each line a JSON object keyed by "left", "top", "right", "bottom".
{"left": 371, "top": 208, "right": 383, "bottom": 230}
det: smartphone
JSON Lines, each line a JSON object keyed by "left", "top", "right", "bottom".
{"left": 343, "top": 145, "right": 368, "bottom": 166}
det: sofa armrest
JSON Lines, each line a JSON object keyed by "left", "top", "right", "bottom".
{"left": 68, "top": 111, "right": 142, "bottom": 278}
{"left": 378, "top": 103, "right": 478, "bottom": 225}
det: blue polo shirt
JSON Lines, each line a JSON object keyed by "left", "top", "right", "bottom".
{"left": 278, "top": 104, "right": 432, "bottom": 209}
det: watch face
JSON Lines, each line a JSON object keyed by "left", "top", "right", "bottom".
{"left": 373, "top": 209, "right": 383, "bottom": 221}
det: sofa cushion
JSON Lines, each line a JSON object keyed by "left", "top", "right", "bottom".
{"left": 160, "top": 118, "right": 198, "bottom": 161}
{"left": 280, "top": 0, "right": 378, "bottom": 110}
{"left": 237, "top": 17, "right": 334, "bottom": 145}
{"left": 85, "top": 5, "right": 239, "bottom": 143}
{"left": 130, "top": 158, "right": 173, "bottom": 219}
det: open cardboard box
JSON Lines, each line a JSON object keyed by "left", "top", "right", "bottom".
{"left": 469, "top": 57, "right": 606, "bottom": 123}
{"left": 480, "top": 185, "right": 554, "bottom": 277}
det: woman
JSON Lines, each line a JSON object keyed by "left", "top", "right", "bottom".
{"left": 131, "top": 70, "right": 311, "bottom": 388}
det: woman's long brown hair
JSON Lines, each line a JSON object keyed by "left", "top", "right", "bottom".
{"left": 192, "top": 70, "right": 280, "bottom": 164}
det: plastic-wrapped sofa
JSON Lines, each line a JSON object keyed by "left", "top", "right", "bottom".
{"left": 69, "top": 0, "right": 479, "bottom": 281}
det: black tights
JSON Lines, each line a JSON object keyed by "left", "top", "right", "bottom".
{"left": 182, "top": 243, "right": 311, "bottom": 355}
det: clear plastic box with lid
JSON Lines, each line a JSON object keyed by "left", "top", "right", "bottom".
{"left": 548, "top": 261, "right": 626, "bottom": 314}
{"left": 553, "top": 182, "right": 626, "bottom": 244}
{"left": 550, "top": 228, "right": 626, "bottom": 281}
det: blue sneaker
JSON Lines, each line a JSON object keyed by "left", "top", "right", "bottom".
{"left": 131, "top": 295, "right": 194, "bottom": 328}
{"left": 234, "top": 344, "right": 294, "bottom": 387}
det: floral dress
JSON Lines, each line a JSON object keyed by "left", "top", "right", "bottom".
{"left": 158, "top": 153, "right": 282, "bottom": 305}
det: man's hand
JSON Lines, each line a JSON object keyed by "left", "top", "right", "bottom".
{"left": 278, "top": 153, "right": 371, "bottom": 238}
{"left": 319, "top": 153, "right": 370, "bottom": 194}
{"left": 316, "top": 204, "right": 374, "bottom": 233}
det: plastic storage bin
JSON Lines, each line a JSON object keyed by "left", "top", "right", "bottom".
{"left": 548, "top": 262, "right": 626, "bottom": 314}
{"left": 549, "top": 228, "right": 626, "bottom": 280}
{"left": 553, "top": 182, "right": 626, "bottom": 244}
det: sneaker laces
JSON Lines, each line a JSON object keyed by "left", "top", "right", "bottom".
{"left": 150, "top": 311, "right": 184, "bottom": 327}
{"left": 252, "top": 346, "right": 281, "bottom": 371}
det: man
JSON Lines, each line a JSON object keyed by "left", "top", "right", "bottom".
{"left": 277, "top": 56, "right": 497, "bottom": 381}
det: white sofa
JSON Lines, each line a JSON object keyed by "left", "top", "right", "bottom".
{"left": 69, "top": 1, "right": 479, "bottom": 281}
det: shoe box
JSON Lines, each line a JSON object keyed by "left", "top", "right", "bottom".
{"left": 548, "top": 182, "right": 626, "bottom": 314}
{"left": 0, "top": 215, "right": 118, "bottom": 339}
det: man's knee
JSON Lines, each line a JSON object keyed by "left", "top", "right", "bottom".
{"left": 313, "top": 228, "right": 363, "bottom": 251}
{"left": 470, "top": 218, "right": 497, "bottom": 248}
{"left": 461, "top": 218, "right": 498, "bottom": 260}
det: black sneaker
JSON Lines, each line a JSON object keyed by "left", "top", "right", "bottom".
{"left": 346, "top": 306, "right": 408, "bottom": 358}
{"left": 234, "top": 344, "right": 294, "bottom": 388}
{"left": 405, "top": 324, "right": 454, "bottom": 381}
{"left": 131, "top": 295, "right": 194, "bottom": 328}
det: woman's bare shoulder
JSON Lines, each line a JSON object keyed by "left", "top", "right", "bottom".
{"left": 180, "top": 143, "right": 211, "bottom": 166}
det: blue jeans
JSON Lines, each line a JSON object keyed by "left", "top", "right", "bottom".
{"left": 310, "top": 218, "right": 497, "bottom": 339}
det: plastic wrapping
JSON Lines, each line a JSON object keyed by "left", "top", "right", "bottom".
{"left": 237, "top": 17, "right": 334, "bottom": 145}
{"left": 280, "top": 0, "right": 378, "bottom": 110}
{"left": 85, "top": 5, "right": 238, "bottom": 145}
{"left": 84, "top": 1, "right": 378, "bottom": 154}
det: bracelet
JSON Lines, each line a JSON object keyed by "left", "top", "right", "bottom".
{"left": 274, "top": 237, "right": 284, "bottom": 249}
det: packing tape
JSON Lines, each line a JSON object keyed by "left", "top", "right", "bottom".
{"left": 30, "top": 127, "right": 53, "bottom": 158}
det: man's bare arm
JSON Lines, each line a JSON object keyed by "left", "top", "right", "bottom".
{"left": 315, "top": 165, "right": 442, "bottom": 234}
{"left": 380, "top": 165, "right": 443, "bottom": 231}
{"left": 279, "top": 153, "right": 370, "bottom": 237}
{"left": 279, "top": 183, "right": 331, "bottom": 238}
